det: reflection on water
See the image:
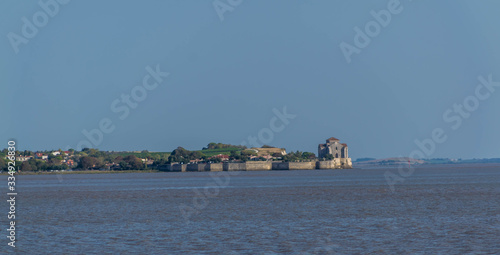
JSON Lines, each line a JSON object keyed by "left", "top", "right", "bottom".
{"left": 8, "top": 166, "right": 500, "bottom": 254}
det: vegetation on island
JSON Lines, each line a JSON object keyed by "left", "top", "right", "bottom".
{"left": 282, "top": 151, "right": 317, "bottom": 162}
{"left": 202, "top": 142, "right": 246, "bottom": 151}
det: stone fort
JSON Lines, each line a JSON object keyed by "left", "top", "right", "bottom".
{"left": 161, "top": 137, "right": 352, "bottom": 172}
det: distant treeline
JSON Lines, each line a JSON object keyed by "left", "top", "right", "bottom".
{"left": 202, "top": 143, "right": 246, "bottom": 150}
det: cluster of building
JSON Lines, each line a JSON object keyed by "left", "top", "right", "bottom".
{"left": 15, "top": 151, "right": 76, "bottom": 167}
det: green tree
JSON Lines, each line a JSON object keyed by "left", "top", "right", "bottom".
{"left": 303, "top": 152, "right": 316, "bottom": 159}
{"left": 190, "top": 151, "right": 206, "bottom": 160}
{"left": 0, "top": 157, "right": 6, "bottom": 171}
{"left": 20, "top": 161, "right": 33, "bottom": 171}
{"left": 168, "top": 147, "right": 191, "bottom": 163}
{"left": 35, "top": 160, "right": 47, "bottom": 171}
{"left": 271, "top": 153, "right": 282, "bottom": 158}
{"left": 229, "top": 150, "right": 241, "bottom": 160}
{"left": 27, "top": 159, "right": 38, "bottom": 171}
{"left": 78, "top": 156, "right": 104, "bottom": 170}
{"left": 242, "top": 150, "right": 257, "bottom": 157}
{"left": 282, "top": 151, "right": 316, "bottom": 162}
{"left": 203, "top": 142, "right": 247, "bottom": 150}
{"left": 124, "top": 155, "right": 143, "bottom": 170}
{"left": 79, "top": 156, "right": 95, "bottom": 170}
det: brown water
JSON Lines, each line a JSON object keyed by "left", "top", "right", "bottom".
{"left": 4, "top": 165, "right": 500, "bottom": 254}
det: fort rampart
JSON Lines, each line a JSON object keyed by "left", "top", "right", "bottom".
{"left": 160, "top": 160, "right": 352, "bottom": 172}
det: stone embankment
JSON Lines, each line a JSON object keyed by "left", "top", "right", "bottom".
{"left": 159, "top": 159, "right": 352, "bottom": 172}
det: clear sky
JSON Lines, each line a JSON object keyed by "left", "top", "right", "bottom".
{"left": 1, "top": 0, "right": 499, "bottom": 159}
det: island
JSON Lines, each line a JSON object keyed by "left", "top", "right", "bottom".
{"left": 0, "top": 137, "right": 352, "bottom": 172}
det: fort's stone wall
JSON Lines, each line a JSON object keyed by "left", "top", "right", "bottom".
{"left": 287, "top": 162, "right": 316, "bottom": 170}
{"left": 158, "top": 164, "right": 171, "bottom": 171}
{"left": 245, "top": 161, "right": 272, "bottom": 171}
{"left": 272, "top": 162, "right": 289, "bottom": 170}
{"left": 171, "top": 164, "right": 187, "bottom": 172}
{"left": 206, "top": 163, "right": 223, "bottom": 171}
{"left": 317, "top": 160, "right": 336, "bottom": 169}
{"left": 317, "top": 159, "right": 344, "bottom": 169}
{"left": 187, "top": 163, "right": 206, "bottom": 171}
{"left": 164, "top": 159, "right": 351, "bottom": 172}
{"left": 223, "top": 162, "right": 246, "bottom": 171}
{"left": 340, "top": 158, "right": 352, "bottom": 168}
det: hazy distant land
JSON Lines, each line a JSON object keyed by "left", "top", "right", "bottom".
{"left": 354, "top": 157, "right": 500, "bottom": 168}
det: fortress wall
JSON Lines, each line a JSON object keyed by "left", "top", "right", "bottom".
{"left": 170, "top": 164, "right": 178, "bottom": 171}
{"left": 172, "top": 164, "right": 187, "bottom": 172}
{"left": 186, "top": 164, "right": 198, "bottom": 171}
{"left": 317, "top": 159, "right": 352, "bottom": 169}
{"left": 288, "top": 162, "right": 316, "bottom": 170}
{"left": 158, "top": 164, "right": 172, "bottom": 171}
{"left": 272, "top": 162, "right": 289, "bottom": 170}
{"left": 245, "top": 161, "right": 272, "bottom": 171}
{"left": 316, "top": 160, "right": 336, "bottom": 169}
{"left": 162, "top": 159, "right": 351, "bottom": 172}
{"left": 223, "top": 162, "right": 246, "bottom": 171}
{"left": 197, "top": 163, "right": 207, "bottom": 171}
{"left": 333, "top": 159, "right": 341, "bottom": 169}
{"left": 340, "top": 158, "right": 352, "bottom": 168}
{"left": 187, "top": 163, "right": 207, "bottom": 171}
{"left": 207, "top": 163, "right": 223, "bottom": 171}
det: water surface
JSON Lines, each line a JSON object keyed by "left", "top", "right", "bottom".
{"left": 5, "top": 165, "right": 500, "bottom": 254}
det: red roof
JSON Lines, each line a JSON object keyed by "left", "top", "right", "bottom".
{"left": 326, "top": 137, "right": 340, "bottom": 142}
{"left": 341, "top": 143, "right": 347, "bottom": 147}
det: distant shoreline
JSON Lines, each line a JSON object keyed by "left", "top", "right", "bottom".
{"left": 354, "top": 162, "right": 500, "bottom": 169}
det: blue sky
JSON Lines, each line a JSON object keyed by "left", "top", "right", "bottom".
{"left": 1, "top": 0, "right": 499, "bottom": 159}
